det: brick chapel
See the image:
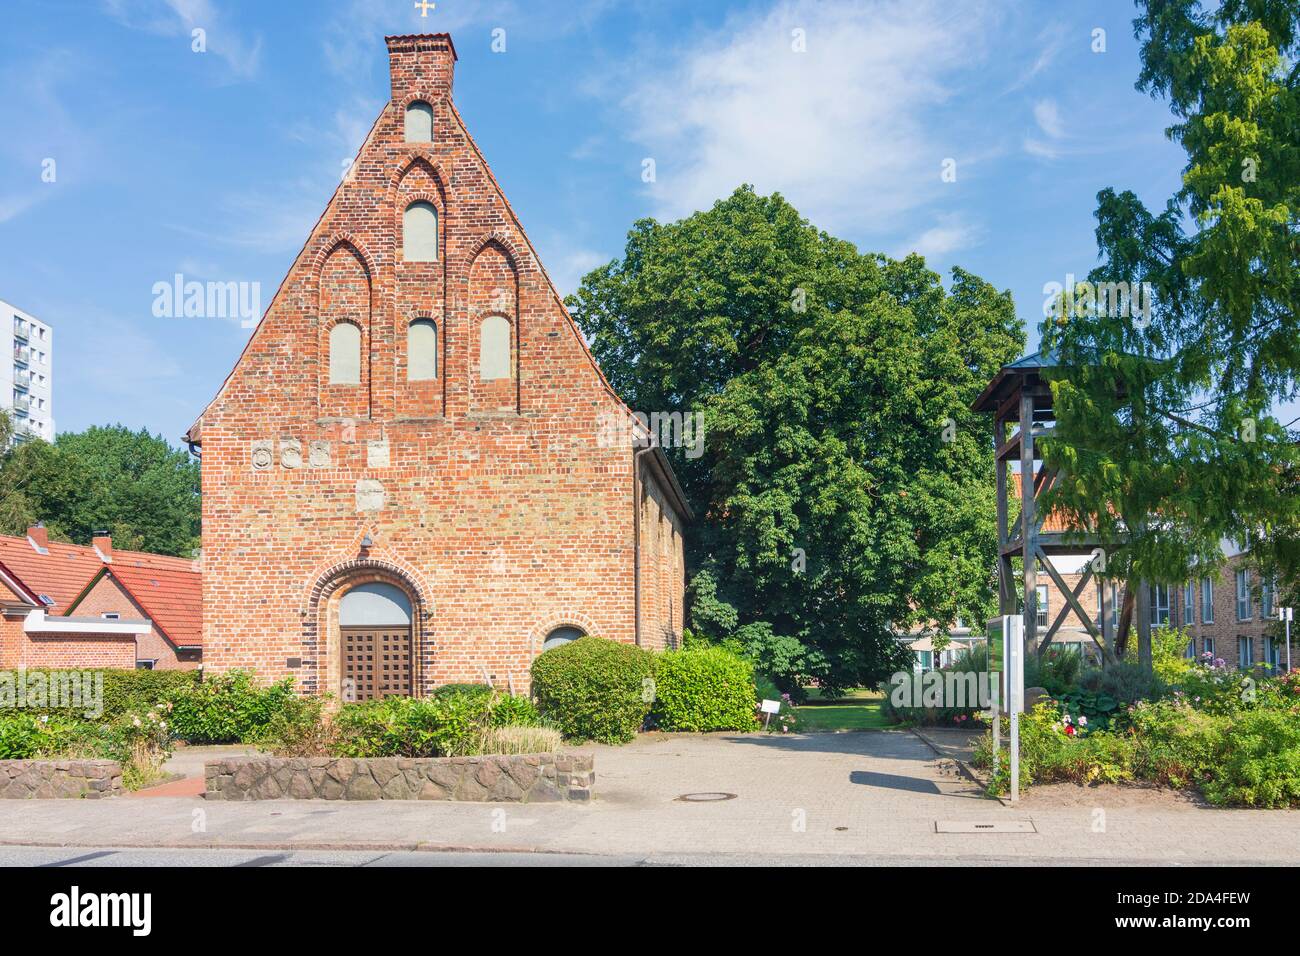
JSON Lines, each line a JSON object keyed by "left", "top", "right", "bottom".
{"left": 184, "top": 34, "right": 690, "bottom": 700}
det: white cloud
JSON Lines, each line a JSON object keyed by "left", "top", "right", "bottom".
{"left": 1023, "top": 97, "right": 1070, "bottom": 159}
{"left": 617, "top": 0, "right": 998, "bottom": 235}
{"left": 900, "top": 219, "right": 982, "bottom": 259}
{"left": 1033, "top": 99, "right": 1065, "bottom": 138}
{"left": 548, "top": 247, "right": 609, "bottom": 299}
{"left": 1008, "top": 22, "right": 1067, "bottom": 91}
{"left": 102, "top": 0, "right": 262, "bottom": 80}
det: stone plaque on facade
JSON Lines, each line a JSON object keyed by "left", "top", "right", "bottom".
{"left": 308, "top": 440, "right": 332, "bottom": 468}
{"left": 250, "top": 440, "right": 274, "bottom": 471}
{"left": 356, "top": 479, "right": 386, "bottom": 512}
{"left": 280, "top": 439, "right": 303, "bottom": 469}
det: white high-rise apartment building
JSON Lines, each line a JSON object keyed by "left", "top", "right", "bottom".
{"left": 1, "top": 299, "right": 54, "bottom": 446}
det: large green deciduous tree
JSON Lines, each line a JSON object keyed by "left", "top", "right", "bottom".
{"left": 1041, "top": 1, "right": 1300, "bottom": 650}
{"left": 569, "top": 186, "right": 1023, "bottom": 691}
{"left": 0, "top": 424, "right": 200, "bottom": 557}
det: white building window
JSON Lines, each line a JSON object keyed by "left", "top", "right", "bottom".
{"left": 403, "top": 201, "right": 438, "bottom": 261}
{"left": 1236, "top": 569, "right": 1252, "bottom": 621}
{"left": 407, "top": 319, "right": 437, "bottom": 381}
{"left": 328, "top": 322, "right": 361, "bottom": 385}
{"left": 479, "top": 315, "right": 511, "bottom": 380}
{"left": 1183, "top": 581, "right": 1195, "bottom": 625}
{"left": 1150, "top": 584, "right": 1170, "bottom": 627}
{"left": 1201, "top": 577, "right": 1214, "bottom": 623}
{"left": 404, "top": 100, "right": 433, "bottom": 142}
{"left": 1035, "top": 584, "right": 1048, "bottom": 629}
{"left": 1238, "top": 635, "right": 1252, "bottom": 666}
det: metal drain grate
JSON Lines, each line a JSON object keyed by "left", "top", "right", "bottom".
{"left": 676, "top": 792, "right": 738, "bottom": 802}
{"left": 934, "top": 820, "right": 1036, "bottom": 833}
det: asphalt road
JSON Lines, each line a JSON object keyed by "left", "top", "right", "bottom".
{"left": 0, "top": 845, "right": 1255, "bottom": 866}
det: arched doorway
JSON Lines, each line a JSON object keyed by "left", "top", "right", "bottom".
{"left": 340, "top": 582, "right": 413, "bottom": 701}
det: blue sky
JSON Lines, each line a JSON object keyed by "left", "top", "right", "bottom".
{"left": 0, "top": 0, "right": 1198, "bottom": 443}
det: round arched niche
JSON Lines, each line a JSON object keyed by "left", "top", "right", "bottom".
{"left": 542, "top": 626, "right": 585, "bottom": 652}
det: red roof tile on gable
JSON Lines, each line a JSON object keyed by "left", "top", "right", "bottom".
{"left": 104, "top": 564, "right": 203, "bottom": 649}
{"left": 0, "top": 534, "right": 197, "bottom": 615}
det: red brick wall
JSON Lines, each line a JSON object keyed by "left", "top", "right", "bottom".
{"left": 0, "top": 610, "right": 136, "bottom": 670}
{"left": 198, "top": 35, "right": 684, "bottom": 696}
{"left": 20, "top": 632, "right": 136, "bottom": 670}
{"left": 0, "top": 613, "right": 26, "bottom": 668}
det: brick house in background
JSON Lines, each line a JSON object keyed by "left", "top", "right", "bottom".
{"left": 0, "top": 526, "right": 201, "bottom": 670}
{"left": 184, "top": 33, "right": 689, "bottom": 701}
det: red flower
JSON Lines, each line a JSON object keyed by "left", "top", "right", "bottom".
{"left": 1064, "top": 724, "right": 1076, "bottom": 736}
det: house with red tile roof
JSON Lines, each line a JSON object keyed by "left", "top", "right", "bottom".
{"left": 0, "top": 525, "right": 201, "bottom": 670}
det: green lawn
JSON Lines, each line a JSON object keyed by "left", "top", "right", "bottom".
{"left": 788, "top": 688, "right": 892, "bottom": 731}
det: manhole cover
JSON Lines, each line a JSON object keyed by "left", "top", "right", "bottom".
{"left": 676, "top": 792, "right": 737, "bottom": 802}
{"left": 934, "top": 820, "right": 1036, "bottom": 833}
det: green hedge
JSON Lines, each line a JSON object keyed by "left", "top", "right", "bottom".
{"left": 163, "top": 671, "right": 296, "bottom": 744}
{"left": 652, "top": 646, "right": 758, "bottom": 732}
{"left": 329, "top": 690, "right": 539, "bottom": 758}
{"left": 0, "top": 668, "right": 198, "bottom": 720}
{"left": 530, "top": 636, "right": 655, "bottom": 744}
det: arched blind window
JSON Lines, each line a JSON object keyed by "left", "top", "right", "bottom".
{"left": 542, "top": 626, "right": 584, "bottom": 652}
{"left": 328, "top": 322, "right": 361, "bottom": 385}
{"left": 479, "top": 315, "right": 510, "bottom": 380}
{"left": 404, "top": 101, "right": 433, "bottom": 142}
{"left": 403, "top": 201, "right": 438, "bottom": 261}
{"left": 408, "top": 319, "right": 437, "bottom": 380}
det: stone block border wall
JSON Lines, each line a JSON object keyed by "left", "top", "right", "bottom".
{"left": 204, "top": 753, "right": 594, "bottom": 802}
{"left": 0, "top": 760, "right": 123, "bottom": 799}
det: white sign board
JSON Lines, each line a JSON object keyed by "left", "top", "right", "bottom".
{"left": 760, "top": 699, "right": 781, "bottom": 714}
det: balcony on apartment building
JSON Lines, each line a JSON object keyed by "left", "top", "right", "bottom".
{"left": 13, "top": 344, "right": 29, "bottom": 366}
{"left": 12, "top": 393, "right": 31, "bottom": 414}
{"left": 12, "top": 320, "right": 28, "bottom": 342}
{"left": 12, "top": 368, "right": 29, "bottom": 390}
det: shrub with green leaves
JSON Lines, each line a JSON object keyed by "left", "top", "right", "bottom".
{"left": 652, "top": 645, "right": 758, "bottom": 732}
{"left": 1200, "top": 709, "right": 1300, "bottom": 808}
{"left": 530, "top": 636, "right": 655, "bottom": 743}
{"left": 164, "top": 671, "right": 296, "bottom": 743}
{"left": 329, "top": 689, "right": 539, "bottom": 758}
{"left": 0, "top": 712, "right": 83, "bottom": 758}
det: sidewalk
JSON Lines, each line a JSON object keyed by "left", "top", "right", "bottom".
{"left": 0, "top": 731, "right": 1295, "bottom": 864}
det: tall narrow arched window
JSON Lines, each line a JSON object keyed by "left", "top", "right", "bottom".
{"left": 479, "top": 315, "right": 511, "bottom": 380}
{"left": 403, "top": 201, "right": 438, "bottom": 261}
{"left": 329, "top": 322, "right": 361, "bottom": 384}
{"left": 408, "top": 319, "right": 437, "bottom": 380}
{"left": 404, "top": 100, "right": 433, "bottom": 142}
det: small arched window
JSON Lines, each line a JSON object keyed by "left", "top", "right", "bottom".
{"left": 328, "top": 322, "right": 361, "bottom": 384}
{"left": 479, "top": 315, "right": 510, "bottom": 380}
{"left": 542, "top": 626, "right": 584, "bottom": 652}
{"left": 408, "top": 319, "right": 437, "bottom": 381}
{"left": 403, "top": 201, "right": 438, "bottom": 261}
{"left": 404, "top": 100, "right": 433, "bottom": 142}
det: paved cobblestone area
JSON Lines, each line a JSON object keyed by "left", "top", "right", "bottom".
{"left": 0, "top": 731, "right": 1295, "bottom": 864}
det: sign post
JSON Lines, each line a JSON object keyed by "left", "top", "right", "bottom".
{"left": 986, "top": 615, "right": 1024, "bottom": 801}
{"left": 1281, "top": 607, "right": 1294, "bottom": 673}
{"left": 760, "top": 698, "right": 781, "bottom": 730}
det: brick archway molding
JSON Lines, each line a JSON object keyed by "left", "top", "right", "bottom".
{"left": 302, "top": 557, "right": 432, "bottom": 700}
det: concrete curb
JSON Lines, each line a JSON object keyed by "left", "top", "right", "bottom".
{"left": 907, "top": 727, "right": 994, "bottom": 792}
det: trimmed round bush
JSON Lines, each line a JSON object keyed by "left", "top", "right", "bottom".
{"left": 653, "top": 646, "right": 759, "bottom": 732}
{"left": 530, "top": 636, "right": 655, "bottom": 744}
